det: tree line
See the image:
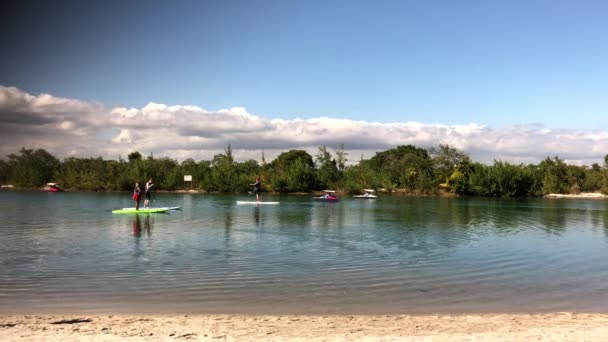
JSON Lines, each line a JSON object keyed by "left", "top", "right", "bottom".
{"left": 1, "top": 145, "right": 608, "bottom": 197}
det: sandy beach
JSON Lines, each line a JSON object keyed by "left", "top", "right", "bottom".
{"left": 545, "top": 192, "right": 607, "bottom": 199}
{"left": 2, "top": 313, "right": 608, "bottom": 341}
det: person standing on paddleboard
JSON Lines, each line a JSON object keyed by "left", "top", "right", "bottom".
{"left": 250, "top": 177, "right": 261, "bottom": 201}
{"left": 144, "top": 178, "right": 154, "bottom": 208}
{"left": 133, "top": 182, "right": 142, "bottom": 210}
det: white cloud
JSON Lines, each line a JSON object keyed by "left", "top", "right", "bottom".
{"left": 110, "top": 107, "right": 138, "bottom": 118}
{"left": 112, "top": 129, "right": 136, "bottom": 143}
{"left": 1, "top": 85, "right": 607, "bottom": 165}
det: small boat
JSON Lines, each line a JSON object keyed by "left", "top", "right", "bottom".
{"left": 44, "top": 183, "right": 63, "bottom": 192}
{"left": 353, "top": 189, "right": 377, "bottom": 199}
{"left": 313, "top": 190, "right": 339, "bottom": 202}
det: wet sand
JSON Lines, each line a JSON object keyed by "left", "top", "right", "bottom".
{"left": 2, "top": 313, "right": 608, "bottom": 341}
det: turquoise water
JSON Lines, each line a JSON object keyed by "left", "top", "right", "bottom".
{"left": 1, "top": 191, "right": 608, "bottom": 314}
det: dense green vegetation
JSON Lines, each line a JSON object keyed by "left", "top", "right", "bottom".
{"left": 2, "top": 145, "right": 608, "bottom": 197}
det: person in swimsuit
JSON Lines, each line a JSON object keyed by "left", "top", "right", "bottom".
{"left": 250, "top": 177, "right": 261, "bottom": 201}
{"left": 144, "top": 178, "right": 154, "bottom": 208}
{"left": 133, "top": 182, "right": 142, "bottom": 210}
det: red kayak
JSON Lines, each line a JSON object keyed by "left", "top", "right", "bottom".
{"left": 313, "top": 191, "right": 339, "bottom": 202}
{"left": 45, "top": 183, "right": 63, "bottom": 192}
{"left": 313, "top": 196, "right": 339, "bottom": 202}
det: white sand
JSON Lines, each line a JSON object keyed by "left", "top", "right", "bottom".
{"left": 3, "top": 313, "right": 608, "bottom": 341}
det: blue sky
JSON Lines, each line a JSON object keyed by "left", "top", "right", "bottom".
{"left": 1, "top": 1, "right": 608, "bottom": 165}
{"left": 2, "top": 0, "right": 607, "bottom": 128}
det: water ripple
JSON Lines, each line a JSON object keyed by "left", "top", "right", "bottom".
{"left": 2, "top": 193, "right": 608, "bottom": 313}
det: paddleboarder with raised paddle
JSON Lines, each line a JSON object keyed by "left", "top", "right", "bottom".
{"left": 144, "top": 178, "right": 154, "bottom": 208}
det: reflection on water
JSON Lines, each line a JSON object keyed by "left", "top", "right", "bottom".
{"left": 1, "top": 192, "right": 608, "bottom": 314}
{"left": 132, "top": 215, "right": 153, "bottom": 237}
{"left": 253, "top": 206, "right": 260, "bottom": 226}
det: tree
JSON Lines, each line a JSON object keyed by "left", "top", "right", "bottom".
{"left": 315, "top": 146, "right": 339, "bottom": 189}
{"left": 268, "top": 150, "right": 316, "bottom": 192}
{"left": 235, "top": 159, "right": 262, "bottom": 192}
{"left": 565, "top": 165, "right": 585, "bottom": 194}
{"left": 57, "top": 156, "right": 116, "bottom": 191}
{"left": 195, "top": 160, "right": 212, "bottom": 190}
{"left": 335, "top": 143, "right": 348, "bottom": 171}
{"left": 1, "top": 145, "right": 603, "bottom": 197}
{"left": 342, "top": 160, "right": 382, "bottom": 193}
{"left": 6, "top": 148, "right": 60, "bottom": 187}
{"left": 0, "top": 160, "right": 9, "bottom": 184}
{"left": 430, "top": 144, "right": 470, "bottom": 186}
{"left": 128, "top": 151, "right": 142, "bottom": 162}
{"left": 448, "top": 159, "right": 474, "bottom": 195}
{"left": 368, "top": 145, "right": 434, "bottom": 192}
{"left": 582, "top": 165, "right": 603, "bottom": 192}
{"left": 540, "top": 156, "right": 569, "bottom": 194}
{"left": 150, "top": 157, "right": 180, "bottom": 190}
{"left": 602, "top": 154, "right": 608, "bottom": 194}
{"left": 210, "top": 145, "right": 237, "bottom": 192}
{"left": 125, "top": 150, "right": 151, "bottom": 186}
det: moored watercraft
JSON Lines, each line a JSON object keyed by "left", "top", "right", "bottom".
{"left": 353, "top": 189, "right": 377, "bottom": 199}
{"left": 44, "top": 183, "right": 63, "bottom": 192}
{"left": 313, "top": 190, "right": 339, "bottom": 202}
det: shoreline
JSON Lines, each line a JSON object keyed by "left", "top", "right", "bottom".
{"left": 544, "top": 192, "right": 608, "bottom": 199}
{"left": 2, "top": 312, "right": 608, "bottom": 341}
{"left": 3, "top": 187, "right": 607, "bottom": 200}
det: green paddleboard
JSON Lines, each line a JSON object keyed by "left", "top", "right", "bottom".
{"left": 112, "top": 208, "right": 169, "bottom": 214}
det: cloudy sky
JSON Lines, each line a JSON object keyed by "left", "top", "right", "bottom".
{"left": 1, "top": 0, "right": 607, "bottom": 165}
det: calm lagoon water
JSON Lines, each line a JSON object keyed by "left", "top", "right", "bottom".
{"left": 1, "top": 191, "right": 608, "bottom": 314}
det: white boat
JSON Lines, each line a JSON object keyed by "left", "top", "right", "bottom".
{"left": 313, "top": 190, "right": 339, "bottom": 201}
{"left": 353, "top": 189, "right": 377, "bottom": 199}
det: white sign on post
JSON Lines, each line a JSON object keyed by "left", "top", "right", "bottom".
{"left": 184, "top": 175, "right": 192, "bottom": 182}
